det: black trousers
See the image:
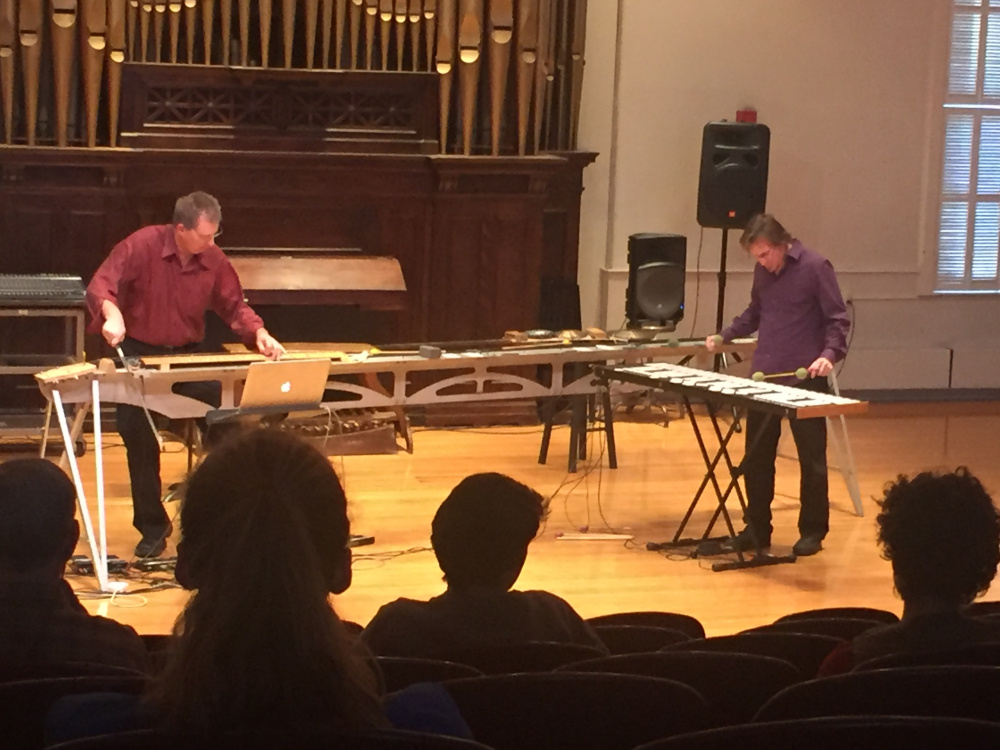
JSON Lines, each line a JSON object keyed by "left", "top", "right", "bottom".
{"left": 741, "top": 376, "right": 830, "bottom": 543}
{"left": 117, "top": 338, "right": 220, "bottom": 539}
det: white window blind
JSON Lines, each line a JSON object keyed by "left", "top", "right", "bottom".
{"left": 937, "top": 0, "right": 1000, "bottom": 291}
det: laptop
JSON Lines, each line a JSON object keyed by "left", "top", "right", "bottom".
{"left": 237, "top": 358, "right": 331, "bottom": 411}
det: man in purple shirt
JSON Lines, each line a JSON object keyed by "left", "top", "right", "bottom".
{"left": 87, "top": 191, "right": 285, "bottom": 557}
{"left": 706, "top": 214, "right": 849, "bottom": 557}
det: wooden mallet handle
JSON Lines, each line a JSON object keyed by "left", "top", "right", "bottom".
{"left": 752, "top": 367, "right": 809, "bottom": 382}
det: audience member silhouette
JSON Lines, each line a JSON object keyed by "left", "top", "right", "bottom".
{"left": 0, "top": 458, "right": 147, "bottom": 672}
{"left": 362, "top": 472, "right": 606, "bottom": 658}
{"left": 147, "top": 429, "right": 385, "bottom": 729}
{"left": 46, "top": 432, "right": 477, "bottom": 744}
{"left": 819, "top": 467, "right": 1000, "bottom": 674}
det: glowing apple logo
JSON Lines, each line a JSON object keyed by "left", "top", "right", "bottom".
{"left": 281, "top": 381, "right": 292, "bottom": 393}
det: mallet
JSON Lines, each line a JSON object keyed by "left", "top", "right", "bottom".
{"left": 752, "top": 367, "right": 809, "bottom": 382}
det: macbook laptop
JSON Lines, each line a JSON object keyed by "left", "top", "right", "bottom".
{"left": 238, "top": 358, "right": 331, "bottom": 411}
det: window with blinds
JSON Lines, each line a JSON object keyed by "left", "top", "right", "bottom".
{"left": 937, "top": 0, "right": 1000, "bottom": 291}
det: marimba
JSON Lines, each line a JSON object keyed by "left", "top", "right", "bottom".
{"left": 596, "top": 361, "right": 868, "bottom": 571}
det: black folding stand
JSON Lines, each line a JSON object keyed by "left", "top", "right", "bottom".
{"left": 595, "top": 365, "right": 797, "bottom": 572}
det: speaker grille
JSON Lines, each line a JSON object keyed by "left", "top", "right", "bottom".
{"left": 626, "top": 233, "right": 686, "bottom": 329}
{"left": 697, "top": 122, "right": 771, "bottom": 229}
{"left": 636, "top": 262, "right": 684, "bottom": 321}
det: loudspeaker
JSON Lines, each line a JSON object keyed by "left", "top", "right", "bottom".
{"left": 697, "top": 122, "right": 770, "bottom": 229}
{"left": 626, "top": 233, "right": 685, "bottom": 329}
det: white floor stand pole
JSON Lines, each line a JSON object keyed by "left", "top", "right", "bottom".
{"left": 92, "top": 380, "right": 110, "bottom": 584}
{"left": 828, "top": 370, "right": 863, "bottom": 516}
{"left": 53, "top": 387, "right": 110, "bottom": 592}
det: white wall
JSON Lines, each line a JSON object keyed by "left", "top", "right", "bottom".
{"left": 578, "top": 0, "right": 1000, "bottom": 391}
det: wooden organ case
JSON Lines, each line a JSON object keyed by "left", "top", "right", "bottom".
{"left": 0, "top": 1, "right": 594, "bottom": 433}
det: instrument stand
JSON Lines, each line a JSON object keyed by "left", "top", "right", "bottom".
{"left": 774, "top": 370, "right": 864, "bottom": 517}
{"left": 650, "top": 399, "right": 798, "bottom": 572}
{"left": 713, "top": 228, "right": 730, "bottom": 374}
{"left": 646, "top": 397, "right": 745, "bottom": 556}
{"left": 707, "top": 410, "right": 797, "bottom": 571}
{"left": 48, "top": 378, "right": 118, "bottom": 593}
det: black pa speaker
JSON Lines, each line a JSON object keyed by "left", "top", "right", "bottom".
{"left": 626, "top": 233, "right": 686, "bottom": 330}
{"left": 697, "top": 122, "right": 770, "bottom": 229}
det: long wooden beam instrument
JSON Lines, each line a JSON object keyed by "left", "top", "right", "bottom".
{"left": 304, "top": 0, "right": 319, "bottom": 68}
{"left": 487, "top": 0, "right": 512, "bottom": 155}
{"left": 515, "top": 0, "right": 537, "bottom": 155}
{"left": 408, "top": 0, "right": 419, "bottom": 71}
{"left": 456, "top": 0, "right": 481, "bottom": 155}
{"left": 434, "top": 0, "right": 454, "bottom": 153}
{"left": 282, "top": 0, "right": 295, "bottom": 68}
{"left": 183, "top": 0, "right": 195, "bottom": 62}
{"left": 152, "top": 1, "right": 165, "bottom": 62}
{"left": 107, "top": 0, "right": 125, "bottom": 146}
{"left": 51, "top": 0, "right": 78, "bottom": 148}
{"left": 348, "top": 0, "right": 361, "bottom": 68}
{"left": 423, "top": 0, "right": 435, "bottom": 72}
{"left": 258, "top": 0, "right": 272, "bottom": 67}
{"left": 0, "top": 0, "right": 15, "bottom": 144}
{"left": 81, "top": 0, "right": 107, "bottom": 148}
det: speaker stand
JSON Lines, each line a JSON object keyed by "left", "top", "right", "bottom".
{"left": 713, "top": 228, "right": 730, "bottom": 373}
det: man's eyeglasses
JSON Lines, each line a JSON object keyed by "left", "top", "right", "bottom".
{"left": 193, "top": 227, "right": 223, "bottom": 243}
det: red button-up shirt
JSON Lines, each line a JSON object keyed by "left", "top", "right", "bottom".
{"left": 86, "top": 224, "right": 263, "bottom": 348}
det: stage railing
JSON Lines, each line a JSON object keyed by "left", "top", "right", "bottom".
{"left": 0, "top": 0, "right": 587, "bottom": 155}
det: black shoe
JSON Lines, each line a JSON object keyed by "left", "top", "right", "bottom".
{"left": 135, "top": 522, "right": 173, "bottom": 558}
{"left": 723, "top": 528, "right": 770, "bottom": 553}
{"left": 792, "top": 534, "right": 823, "bottom": 557}
{"left": 135, "top": 536, "right": 167, "bottom": 558}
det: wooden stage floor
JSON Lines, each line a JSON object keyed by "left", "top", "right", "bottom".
{"left": 50, "top": 400, "right": 1000, "bottom": 638}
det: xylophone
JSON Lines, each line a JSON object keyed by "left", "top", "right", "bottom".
{"left": 599, "top": 362, "right": 868, "bottom": 420}
{"left": 595, "top": 361, "right": 868, "bottom": 572}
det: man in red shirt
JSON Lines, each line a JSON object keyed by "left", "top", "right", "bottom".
{"left": 86, "top": 191, "right": 285, "bottom": 557}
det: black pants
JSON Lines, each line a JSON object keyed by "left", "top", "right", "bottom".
{"left": 117, "top": 338, "right": 220, "bottom": 539}
{"left": 742, "top": 376, "right": 830, "bottom": 544}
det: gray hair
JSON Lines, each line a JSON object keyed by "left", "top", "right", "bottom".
{"left": 173, "top": 191, "right": 222, "bottom": 229}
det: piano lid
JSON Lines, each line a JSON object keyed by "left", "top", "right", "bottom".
{"left": 227, "top": 251, "right": 407, "bottom": 310}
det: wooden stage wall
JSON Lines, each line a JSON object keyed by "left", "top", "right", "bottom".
{"left": 0, "top": 147, "right": 595, "bottom": 349}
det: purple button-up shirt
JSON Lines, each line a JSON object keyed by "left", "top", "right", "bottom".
{"left": 720, "top": 240, "right": 849, "bottom": 384}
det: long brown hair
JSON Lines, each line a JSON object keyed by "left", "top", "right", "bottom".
{"left": 148, "top": 429, "right": 385, "bottom": 730}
